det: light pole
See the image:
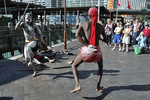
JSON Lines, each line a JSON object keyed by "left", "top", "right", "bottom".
{"left": 64, "top": 0, "right": 67, "bottom": 50}
{"left": 98, "top": 0, "right": 100, "bottom": 21}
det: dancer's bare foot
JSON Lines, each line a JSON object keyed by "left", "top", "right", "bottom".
{"left": 49, "top": 59, "right": 55, "bottom": 63}
{"left": 70, "top": 87, "right": 81, "bottom": 93}
{"left": 96, "top": 86, "right": 103, "bottom": 91}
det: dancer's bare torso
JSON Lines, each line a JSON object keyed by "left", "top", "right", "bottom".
{"left": 20, "top": 22, "right": 41, "bottom": 41}
{"left": 76, "top": 21, "right": 106, "bottom": 46}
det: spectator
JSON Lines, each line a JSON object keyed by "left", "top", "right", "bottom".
{"left": 122, "top": 23, "right": 132, "bottom": 53}
{"left": 133, "top": 19, "right": 141, "bottom": 45}
{"left": 142, "top": 24, "right": 150, "bottom": 49}
{"left": 105, "top": 19, "right": 113, "bottom": 46}
{"left": 130, "top": 21, "right": 134, "bottom": 45}
{"left": 76, "top": 19, "right": 81, "bottom": 29}
{"left": 112, "top": 20, "right": 118, "bottom": 40}
{"left": 136, "top": 32, "right": 147, "bottom": 54}
{"left": 98, "top": 20, "right": 103, "bottom": 26}
{"left": 112, "top": 22, "right": 122, "bottom": 51}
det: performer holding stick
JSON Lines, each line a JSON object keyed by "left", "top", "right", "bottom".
{"left": 15, "top": 13, "right": 43, "bottom": 77}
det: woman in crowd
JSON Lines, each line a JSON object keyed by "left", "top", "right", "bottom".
{"left": 105, "top": 19, "right": 113, "bottom": 46}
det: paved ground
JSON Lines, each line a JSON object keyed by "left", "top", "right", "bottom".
{"left": 0, "top": 40, "right": 150, "bottom": 100}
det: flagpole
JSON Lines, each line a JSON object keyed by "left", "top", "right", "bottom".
{"left": 116, "top": 6, "right": 118, "bottom": 21}
{"left": 116, "top": 0, "right": 120, "bottom": 21}
{"left": 98, "top": 0, "right": 100, "bottom": 21}
{"left": 64, "top": 0, "right": 67, "bottom": 50}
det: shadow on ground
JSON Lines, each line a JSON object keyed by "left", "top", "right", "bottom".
{"left": 0, "top": 59, "right": 48, "bottom": 86}
{"left": 83, "top": 84, "right": 150, "bottom": 100}
{"left": 0, "top": 97, "right": 13, "bottom": 100}
{"left": 36, "top": 69, "right": 120, "bottom": 79}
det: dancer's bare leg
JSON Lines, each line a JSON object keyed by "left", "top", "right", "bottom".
{"left": 96, "top": 58, "right": 104, "bottom": 91}
{"left": 70, "top": 54, "right": 83, "bottom": 93}
{"left": 122, "top": 44, "right": 125, "bottom": 50}
{"left": 28, "top": 61, "right": 38, "bottom": 77}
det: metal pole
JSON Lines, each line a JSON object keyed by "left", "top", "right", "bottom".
{"left": 116, "top": 6, "right": 118, "bottom": 21}
{"left": 77, "top": 10, "right": 79, "bottom": 20}
{"left": 98, "top": 0, "right": 100, "bottom": 21}
{"left": 64, "top": 0, "right": 67, "bottom": 50}
{"left": 4, "top": 0, "right": 7, "bottom": 17}
{"left": 44, "top": 11, "right": 46, "bottom": 25}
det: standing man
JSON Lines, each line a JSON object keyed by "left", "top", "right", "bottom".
{"left": 70, "top": 7, "right": 107, "bottom": 93}
{"left": 15, "top": 13, "right": 43, "bottom": 77}
{"left": 142, "top": 24, "right": 150, "bottom": 49}
{"left": 133, "top": 19, "right": 141, "bottom": 45}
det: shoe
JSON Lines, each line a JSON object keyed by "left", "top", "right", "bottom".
{"left": 126, "top": 49, "right": 129, "bottom": 53}
{"left": 112, "top": 48, "right": 115, "bottom": 51}
{"left": 109, "top": 44, "right": 112, "bottom": 47}
{"left": 121, "top": 48, "right": 125, "bottom": 52}
{"left": 119, "top": 48, "right": 121, "bottom": 51}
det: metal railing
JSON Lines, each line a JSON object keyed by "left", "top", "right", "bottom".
{"left": 0, "top": 28, "right": 76, "bottom": 59}
{"left": 0, "top": 30, "right": 25, "bottom": 59}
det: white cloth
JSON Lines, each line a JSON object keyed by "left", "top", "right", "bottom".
{"left": 122, "top": 35, "right": 130, "bottom": 44}
{"left": 24, "top": 41, "right": 37, "bottom": 62}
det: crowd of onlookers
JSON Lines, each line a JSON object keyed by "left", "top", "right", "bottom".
{"left": 101, "top": 18, "right": 150, "bottom": 54}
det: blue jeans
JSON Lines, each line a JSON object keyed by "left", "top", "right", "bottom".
{"left": 133, "top": 31, "right": 139, "bottom": 45}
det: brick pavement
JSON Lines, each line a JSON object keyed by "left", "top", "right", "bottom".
{"left": 0, "top": 40, "right": 150, "bottom": 100}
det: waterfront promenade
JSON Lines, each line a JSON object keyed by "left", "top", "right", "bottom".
{"left": 0, "top": 40, "right": 150, "bottom": 100}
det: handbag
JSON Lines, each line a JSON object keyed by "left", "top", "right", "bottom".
{"left": 106, "top": 30, "right": 111, "bottom": 36}
{"left": 134, "top": 45, "right": 141, "bottom": 55}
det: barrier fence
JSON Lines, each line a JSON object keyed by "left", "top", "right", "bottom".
{"left": 0, "top": 28, "right": 76, "bottom": 59}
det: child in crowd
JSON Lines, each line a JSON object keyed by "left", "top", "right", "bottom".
{"left": 136, "top": 32, "right": 147, "bottom": 54}
{"left": 122, "top": 23, "right": 132, "bottom": 53}
{"left": 112, "top": 22, "right": 122, "bottom": 51}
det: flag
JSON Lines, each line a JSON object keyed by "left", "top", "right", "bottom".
{"left": 127, "top": 0, "right": 132, "bottom": 9}
{"left": 117, "top": 0, "right": 121, "bottom": 6}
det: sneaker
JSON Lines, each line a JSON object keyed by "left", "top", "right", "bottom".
{"left": 112, "top": 47, "right": 115, "bottom": 51}
{"left": 119, "top": 48, "right": 121, "bottom": 51}
{"left": 109, "top": 44, "right": 112, "bottom": 47}
{"left": 121, "top": 48, "right": 125, "bottom": 52}
{"left": 126, "top": 49, "right": 129, "bottom": 53}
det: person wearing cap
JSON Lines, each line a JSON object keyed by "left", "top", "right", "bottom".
{"left": 142, "top": 23, "right": 150, "bottom": 49}
{"left": 122, "top": 23, "right": 132, "bottom": 52}
{"left": 70, "top": 7, "right": 107, "bottom": 93}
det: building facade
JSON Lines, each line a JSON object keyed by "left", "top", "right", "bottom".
{"left": 11, "top": 0, "right": 107, "bottom": 8}
{"left": 107, "top": 0, "right": 149, "bottom": 10}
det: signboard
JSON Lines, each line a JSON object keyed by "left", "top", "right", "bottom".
{"left": 107, "top": 0, "right": 114, "bottom": 10}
